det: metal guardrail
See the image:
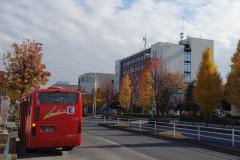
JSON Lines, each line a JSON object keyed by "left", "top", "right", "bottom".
{"left": 102, "top": 117, "right": 240, "bottom": 148}
{"left": 2, "top": 127, "right": 12, "bottom": 160}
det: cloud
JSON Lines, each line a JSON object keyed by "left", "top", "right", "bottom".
{"left": 0, "top": 0, "right": 240, "bottom": 85}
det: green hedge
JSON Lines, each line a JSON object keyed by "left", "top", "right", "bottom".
{"left": 111, "top": 113, "right": 178, "bottom": 122}
{"left": 180, "top": 117, "right": 240, "bottom": 126}
{"left": 116, "top": 113, "right": 152, "bottom": 119}
{"left": 110, "top": 113, "right": 240, "bottom": 125}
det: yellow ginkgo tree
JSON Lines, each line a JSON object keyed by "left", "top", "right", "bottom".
{"left": 119, "top": 74, "right": 132, "bottom": 113}
{"left": 194, "top": 48, "right": 223, "bottom": 122}
{"left": 225, "top": 40, "right": 240, "bottom": 111}
{"left": 139, "top": 67, "right": 153, "bottom": 112}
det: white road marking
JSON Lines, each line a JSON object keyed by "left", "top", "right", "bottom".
{"left": 95, "top": 136, "right": 159, "bottom": 160}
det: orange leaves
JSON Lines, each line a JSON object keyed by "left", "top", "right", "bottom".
{"left": 139, "top": 58, "right": 185, "bottom": 115}
{"left": 3, "top": 39, "right": 51, "bottom": 99}
{"left": 139, "top": 65, "right": 152, "bottom": 110}
{"left": 168, "top": 72, "right": 185, "bottom": 89}
{"left": 119, "top": 74, "right": 132, "bottom": 111}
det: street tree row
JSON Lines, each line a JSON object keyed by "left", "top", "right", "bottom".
{"left": 119, "top": 39, "right": 240, "bottom": 121}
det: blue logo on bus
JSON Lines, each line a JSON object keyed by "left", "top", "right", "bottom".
{"left": 67, "top": 107, "right": 75, "bottom": 114}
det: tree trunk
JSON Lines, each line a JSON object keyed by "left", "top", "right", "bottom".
{"left": 193, "top": 111, "right": 197, "bottom": 121}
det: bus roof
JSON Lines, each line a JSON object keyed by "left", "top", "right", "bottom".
{"left": 34, "top": 88, "right": 80, "bottom": 93}
{"left": 20, "top": 88, "right": 80, "bottom": 100}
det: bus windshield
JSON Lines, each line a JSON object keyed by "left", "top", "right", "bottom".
{"left": 37, "top": 92, "right": 78, "bottom": 105}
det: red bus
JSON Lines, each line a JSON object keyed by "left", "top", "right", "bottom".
{"left": 18, "top": 88, "right": 82, "bottom": 151}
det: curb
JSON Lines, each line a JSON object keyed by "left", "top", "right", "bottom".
{"left": 98, "top": 123, "right": 240, "bottom": 157}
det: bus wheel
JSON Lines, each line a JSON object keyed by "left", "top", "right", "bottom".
{"left": 62, "top": 147, "right": 73, "bottom": 151}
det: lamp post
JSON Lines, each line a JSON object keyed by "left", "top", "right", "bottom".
{"left": 92, "top": 73, "right": 97, "bottom": 117}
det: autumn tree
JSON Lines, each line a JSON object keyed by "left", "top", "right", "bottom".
{"left": 145, "top": 58, "right": 185, "bottom": 117}
{"left": 3, "top": 39, "right": 51, "bottom": 99}
{"left": 99, "top": 80, "right": 114, "bottom": 117}
{"left": 81, "top": 89, "right": 93, "bottom": 115}
{"left": 129, "top": 75, "right": 138, "bottom": 114}
{"left": 82, "top": 94, "right": 93, "bottom": 109}
{"left": 194, "top": 48, "right": 223, "bottom": 122}
{"left": 222, "top": 74, "right": 232, "bottom": 112}
{"left": 139, "top": 67, "right": 153, "bottom": 113}
{"left": 119, "top": 74, "right": 132, "bottom": 113}
{"left": 96, "top": 88, "right": 104, "bottom": 108}
{"left": 225, "top": 40, "right": 240, "bottom": 111}
{"left": 140, "top": 57, "right": 185, "bottom": 116}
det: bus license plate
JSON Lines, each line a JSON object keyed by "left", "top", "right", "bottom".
{"left": 41, "top": 126, "right": 55, "bottom": 132}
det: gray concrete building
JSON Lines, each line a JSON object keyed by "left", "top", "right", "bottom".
{"left": 78, "top": 72, "right": 114, "bottom": 94}
{"left": 114, "top": 36, "right": 214, "bottom": 93}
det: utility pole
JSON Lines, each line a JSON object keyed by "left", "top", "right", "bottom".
{"left": 92, "top": 73, "right": 97, "bottom": 117}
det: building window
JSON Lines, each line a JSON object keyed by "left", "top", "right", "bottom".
{"left": 184, "top": 51, "right": 191, "bottom": 82}
{"left": 184, "top": 62, "right": 191, "bottom": 73}
{"left": 184, "top": 74, "right": 191, "bottom": 82}
{"left": 184, "top": 51, "right": 191, "bottom": 62}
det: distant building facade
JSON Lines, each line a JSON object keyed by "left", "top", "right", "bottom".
{"left": 78, "top": 73, "right": 114, "bottom": 94}
{"left": 49, "top": 81, "right": 78, "bottom": 90}
{"left": 114, "top": 36, "right": 214, "bottom": 93}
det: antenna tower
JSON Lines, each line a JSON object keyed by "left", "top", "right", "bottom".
{"left": 143, "top": 33, "right": 148, "bottom": 50}
{"left": 180, "top": 17, "right": 184, "bottom": 45}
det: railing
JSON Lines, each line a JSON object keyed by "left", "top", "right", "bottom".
{"left": 102, "top": 116, "right": 240, "bottom": 148}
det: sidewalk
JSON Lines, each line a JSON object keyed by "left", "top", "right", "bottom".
{"left": 0, "top": 132, "right": 17, "bottom": 160}
{"left": 0, "top": 134, "right": 8, "bottom": 158}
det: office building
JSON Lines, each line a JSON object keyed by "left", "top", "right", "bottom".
{"left": 114, "top": 36, "right": 214, "bottom": 93}
{"left": 49, "top": 81, "right": 78, "bottom": 90}
{"left": 78, "top": 72, "right": 114, "bottom": 94}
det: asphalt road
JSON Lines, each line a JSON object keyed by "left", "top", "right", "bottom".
{"left": 17, "top": 117, "right": 240, "bottom": 160}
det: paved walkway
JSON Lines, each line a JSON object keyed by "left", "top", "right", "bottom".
{"left": 0, "top": 132, "right": 17, "bottom": 160}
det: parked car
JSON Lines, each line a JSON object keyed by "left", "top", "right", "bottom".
{"left": 213, "top": 109, "right": 225, "bottom": 118}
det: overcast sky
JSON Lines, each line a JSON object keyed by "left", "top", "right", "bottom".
{"left": 0, "top": 0, "right": 240, "bottom": 85}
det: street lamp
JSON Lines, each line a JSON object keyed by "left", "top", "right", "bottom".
{"left": 89, "top": 73, "right": 97, "bottom": 117}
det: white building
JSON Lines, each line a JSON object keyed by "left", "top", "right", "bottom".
{"left": 114, "top": 36, "right": 214, "bottom": 93}
{"left": 78, "top": 72, "right": 114, "bottom": 94}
